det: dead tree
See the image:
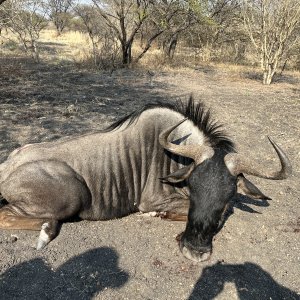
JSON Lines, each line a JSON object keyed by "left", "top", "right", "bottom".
{"left": 242, "top": 0, "right": 300, "bottom": 84}
{"left": 47, "top": 0, "right": 73, "bottom": 35}
{"left": 0, "top": 0, "right": 48, "bottom": 62}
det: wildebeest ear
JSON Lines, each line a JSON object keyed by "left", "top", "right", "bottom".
{"left": 237, "top": 174, "right": 271, "bottom": 200}
{"left": 160, "top": 163, "right": 195, "bottom": 183}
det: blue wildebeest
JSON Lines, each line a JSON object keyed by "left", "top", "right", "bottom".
{"left": 0, "top": 98, "right": 292, "bottom": 262}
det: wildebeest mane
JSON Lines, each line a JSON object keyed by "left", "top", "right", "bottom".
{"left": 104, "top": 96, "right": 235, "bottom": 153}
{"left": 176, "top": 96, "right": 235, "bottom": 153}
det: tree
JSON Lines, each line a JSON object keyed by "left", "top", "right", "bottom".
{"left": 146, "top": 0, "right": 198, "bottom": 60}
{"left": 0, "top": 0, "right": 48, "bottom": 62}
{"left": 91, "top": 0, "right": 151, "bottom": 65}
{"left": 91, "top": 0, "right": 198, "bottom": 65}
{"left": 47, "top": 0, "right": 73, "bottom": 35}
{"left": 74, "top": 4, "right": 120, "bottom": 68}
{"left": 181, "top": 1, "right": 245, "bottom": 63}
{"left": 242, "top": 0, "right": 300, "bottom": 84}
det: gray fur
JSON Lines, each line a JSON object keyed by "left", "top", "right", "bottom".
{"left": 0, "top": 108, "right": 206, "bottom": 221}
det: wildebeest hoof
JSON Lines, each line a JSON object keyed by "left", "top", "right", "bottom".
{"left": 36, "top": 222, "right": 51, "bottom": 250}
{"left": 140, "top": 211, "right": 166, "bottom": 217}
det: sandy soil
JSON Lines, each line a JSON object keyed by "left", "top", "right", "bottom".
{"left": 0, "top": 56, "right": 299, "bottom": 300}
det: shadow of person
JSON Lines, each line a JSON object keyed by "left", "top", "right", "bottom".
{"left": 188, "top": 262, "right": 299, "bottom": 300}
{"left": 0, "top": 247, "right": 129, "bottom": 300}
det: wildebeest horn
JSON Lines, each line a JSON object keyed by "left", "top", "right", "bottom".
{"left": 224, "top": 136, "right": 292, "bottom": 179}
{"left": 159, "top": 118, "right": 214, "bottom": 165}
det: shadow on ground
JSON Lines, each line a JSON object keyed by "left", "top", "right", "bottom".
{"left": 0, "top": 247, "right": 129, "bottom": 300}
{"left": 189, "top": 262, "right": 299, "bottom": 300}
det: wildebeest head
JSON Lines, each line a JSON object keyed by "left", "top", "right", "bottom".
{"left": 159, "top": 119, "right": 292, "bottom": 262}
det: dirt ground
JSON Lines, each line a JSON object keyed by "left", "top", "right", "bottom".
{"left": 0, "top": 56, "right": 299, "bottom": 300}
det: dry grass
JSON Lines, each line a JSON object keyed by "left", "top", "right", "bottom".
{"left": 0, "top": 28, "right": 91, "bottom": 64}
{"left": 39, "top": 29, "right": 91, "bottom": 64}
{"left": 1, "top": 28, "right": 300, "bottom": 85}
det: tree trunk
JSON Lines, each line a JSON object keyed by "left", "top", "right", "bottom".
{"left": 280, "top": 59, "right": 288, "bottom": 76}
{"left": 121, "top": 40, "right": 132, "bottom": 65}
{"left": 167, "top": 38, "right": 178, "bottom": 60}
{"left": 31, "top": 40, "right": 40, "bottom": 63}
{"left": 262, "top": 63, "right": 275, "bottom": 85}
{"left": 56, "top": 26, "right": 63, "bottom": 36}
{"left": 134, "top": 30, "right": 164, "bottom": 63}
{"left": 91, "top": 39, "right": 98, "bottom": 67}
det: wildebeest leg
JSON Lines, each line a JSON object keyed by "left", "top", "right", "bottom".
{"left": 139, "top": 211, "right": 187, "bottom": 221}
{"left": 0, "top": 206, "right": 48, "bottom": 230}
{"left": 139, "top": 194, "right": 189, "bottom": 221}
{"left": 158, "top": 195, "right": 189, "bottom": 221}
{"left": 139, "top": 211, "right": 167, "bottom": 217}
{"left": 0, "top": 206, "right": 59, "bottom": 249}
{"left": 161, "top": 212, "right": 187, "bottom": 221}
{"left": 36, "top": 220, "right": 59, "bottom": 250}
{"left": 0, "top": 160, "right": 91, "bottom": 248}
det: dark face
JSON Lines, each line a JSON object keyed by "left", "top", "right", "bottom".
{"left": 179, "top": 150, "right": 237, "bottom": 262}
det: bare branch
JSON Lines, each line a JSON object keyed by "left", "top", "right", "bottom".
{"left": 242, "top": 0, "right": 300, "bottom": 84}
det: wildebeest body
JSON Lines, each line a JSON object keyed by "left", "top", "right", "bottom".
{"left": 0, "top": 108, "right": 200, "bottom": 221}
{"left": 0, "top": 98, "right": 291, "bottom": 260}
